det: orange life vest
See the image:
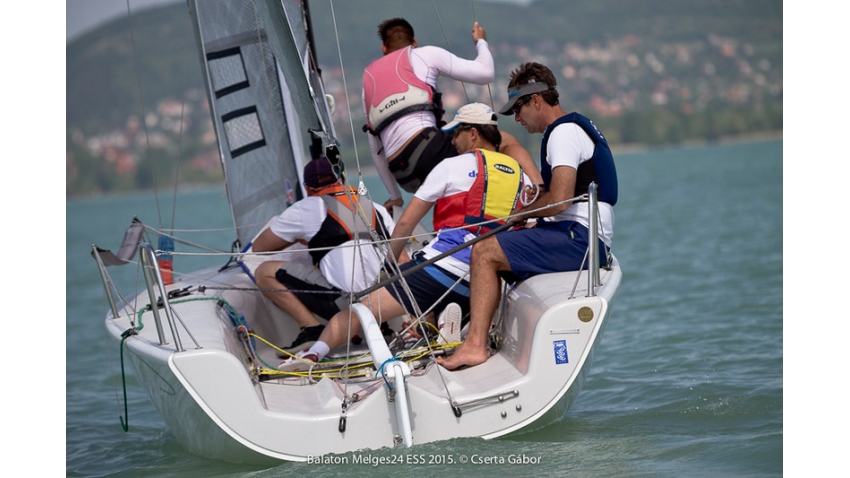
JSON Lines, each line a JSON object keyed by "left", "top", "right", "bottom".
{"left": 307, "top": 185, "right": 386, "bottom": 265}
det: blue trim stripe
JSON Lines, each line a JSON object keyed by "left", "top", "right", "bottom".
{"left": 422, "top": 264, "right": 470, "bottom": 297}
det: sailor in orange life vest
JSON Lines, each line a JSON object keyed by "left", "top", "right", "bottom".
{"left": 279, "top": 103, "right": 532, "bottom": 371}
{"left": 362, "top": 18, "right": 541, "bottom": 213}
{"left": 252, "top": 157, "right": 398, "bottom": 355}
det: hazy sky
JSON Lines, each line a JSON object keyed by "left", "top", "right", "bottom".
{"left": 66, "top": 0, "right": 180, "bottom": 42}
{"left": 65, "top": 0, "right": 537, "bottom": 42}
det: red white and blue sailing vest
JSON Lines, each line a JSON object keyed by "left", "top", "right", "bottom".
{"left": 362, "top": 46, "right": 442, "bottom": 135}
{"left": 307, "top": 185, "right": 387, "bottom": 265}
{"left": 433, "top": 149, "right": 525, "bottom": 235}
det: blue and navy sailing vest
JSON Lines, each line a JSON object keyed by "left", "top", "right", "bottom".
{"left": 540, "top": 113, "right": 618, "bottom": 206}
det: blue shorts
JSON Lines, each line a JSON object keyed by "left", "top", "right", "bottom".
{"left": 385, "top": 257, "right": 471, "bottom": 318}
{"left": 495, "top": 220, "right": 607, "bottom": 282}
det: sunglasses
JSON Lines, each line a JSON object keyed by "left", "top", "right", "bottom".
{"left": 452, "top": 124, "right": 474, "bottom": 137}
{"left": 511, "top": 94, "right": 534, "bottom": 116}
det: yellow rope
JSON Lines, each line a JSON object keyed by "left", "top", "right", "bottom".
{"left": 249, "top": 330, "right": 460, "bottom": 379}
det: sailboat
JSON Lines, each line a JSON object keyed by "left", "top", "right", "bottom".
{"left": 92, "top": 0, "right": 622, "bottom": 464}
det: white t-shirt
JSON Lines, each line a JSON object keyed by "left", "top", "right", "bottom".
{"left": 269, "top": 196, "right": 395, "bottom": 292}
{"left": 545, "top": 123, "right": 615, "bottom": 246}
{"left": 365, "top": 40, "right": 494, "bottom": 200}
{"left": 414, "top": 151, "right": 531, "bottom": 278}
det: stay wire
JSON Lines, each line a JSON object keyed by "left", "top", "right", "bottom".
{"left": 432, "top": 0, "right": 469, "bottom": 102}
{"left": 124, "top": 0, "right": 163, "bottom": 230}
{"left": 169, "top": 10, "right": 195, "bottom": 233}
{"left": 326, "top": 0, "right": 433, "bottom": 317}
{"left": 328, "top": 0, "right": 364, "bottom": 177}
{"left": 470, "top": 0, "right": 495, "bottom": 108}
{"left": 326, "top": 0, "right": 426, "bottom": 367}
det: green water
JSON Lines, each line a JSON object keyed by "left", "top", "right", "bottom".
{"left": 66, "top": 139, "right": 783, "bottom": 477}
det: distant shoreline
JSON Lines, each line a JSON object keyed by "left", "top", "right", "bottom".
{"left": 66, "top": 131, "right": 782, "bottom": 200}
{"left": 610, "top": 129, "right": 783, "bottom": 155}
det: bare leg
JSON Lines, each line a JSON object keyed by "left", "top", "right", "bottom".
{"left": 255, "top": 261, "right": 321, "bottom": 328}
{"left": 315, "top": 287, "right": 408, "bottom": 354}
{"left": 437, "top": 236, "right": 511, "bottom": 370}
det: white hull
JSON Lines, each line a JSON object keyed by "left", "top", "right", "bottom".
{"left": 104, "top": 258, "right": 621, "bottom": 464}
{"left": 96, "top": 0, "right": 622, "bottom": 464}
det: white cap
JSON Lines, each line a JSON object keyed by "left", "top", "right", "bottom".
{"left": 441, "top": 103, "right": 499, "bottom": 131}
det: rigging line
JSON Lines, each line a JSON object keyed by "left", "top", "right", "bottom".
{"left": 328, "top": 0, "right": 363, "bottom": 174}
{"left": 169, "top": 11, "right": 195, "bottom": 233}
{"left": 470, "top": 0, "right": 495, "bottom": 108}
{"left": 351, "top": 193, "right": 589, "bottom": 300}
{"left": 326, "top": 0, "right": 386, "bottom": 273}
{"left": 355, "top": 219, "right": 518, "bottom": 301}
{"left": 342, "top": 199, "right": 383, "bottom": 296}
{"left": 327, "top": 0, "right": 402, "bottom": 261}
{"left": 432, "top": 0, "right": 469, "bottom": 102}
{"left": 159, "top": 226, "right": 234, "bottom": 233}
{"left": 282, "top": 2, "right": 331, "bottom": 138}
{"left": 124, "top": 0, "right": 163, "bottom": 229}
{"left": 141, "top": 224, "right": 228, "bottom": 254}
{"left": 350, "top": 222, "right": 428, "bottom": 343}
{"left": 207, "top": 193, "right": 587, "bottom": 260}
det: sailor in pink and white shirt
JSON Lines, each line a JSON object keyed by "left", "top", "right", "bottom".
{"left": 361, "top": 17, "right": 540, "bottom": 212}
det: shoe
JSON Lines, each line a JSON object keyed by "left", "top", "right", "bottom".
{"left": 278, "top": 350, "right": 320, "bottom": 372}
{"left": 381, "top": 321, "right": 396, "bottom": 344}
{"left": 437, "top": 303, "right": 462, "bottom": 345}
{"left": 283, "top": 324, "right": 325, "bottom": 354}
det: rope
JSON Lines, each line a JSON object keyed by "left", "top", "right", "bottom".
{"left": 314, "top": 2, "right": 432, "bottom": 383}
{"left": 117, "top": 327, "right": 138, "bottom": 432}
{"left": 378, "top": 357, "right": 402, "bottom": 391}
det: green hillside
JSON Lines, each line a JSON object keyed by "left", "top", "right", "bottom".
{"left": 66, "top": 0, "right": 782, "bottom": 196}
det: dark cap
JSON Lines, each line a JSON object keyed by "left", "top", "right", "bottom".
{"left": 303, "top": 157, "right": 337, "bottom": 188}
{"left": 498, "top": 81, "right": 554, "bottom": 115}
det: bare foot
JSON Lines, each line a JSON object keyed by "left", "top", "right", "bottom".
{"left": 436, "top": 343, "right": 490, "bottom": 370}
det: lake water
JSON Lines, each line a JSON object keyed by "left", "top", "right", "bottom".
{"left": 65, "top": 139, "right": 785, "bottom": 477}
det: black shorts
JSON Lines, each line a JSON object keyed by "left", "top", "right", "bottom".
{"left": 274, "top": 262, "right": 343, "bottom": 320}
{"left": 388, "top": 127, "right": 458, "bottom": 193}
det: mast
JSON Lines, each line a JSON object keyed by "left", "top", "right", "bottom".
{"left": 303, "top": 0, "right": 320, "bottom": 75}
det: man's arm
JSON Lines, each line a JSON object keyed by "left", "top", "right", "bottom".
{"left": 251, "top": 227, "right": 295, "bottom": 253}
{"left": 515, "top": 165, "right": 576, "bottom": 219}
{"left": 499, "top": 131, "right": 542, "bottom": 184}
{"left": 388, "top": 196, "right": 433, "bottom": 262}
{"left": 367, "top": 128, "right": 404, "bottom": 211}
{"left": 422, "top": 23, "right": 494, "bottom": 85}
